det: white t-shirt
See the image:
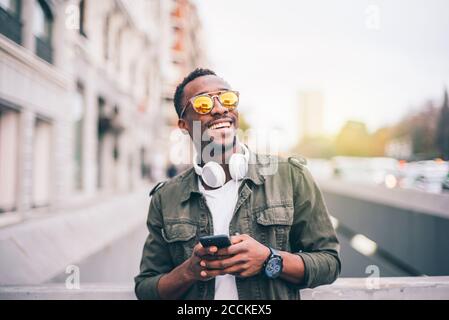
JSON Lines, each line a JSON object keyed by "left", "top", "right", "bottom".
{"left": 198, "top": 177, "right": 241, "bottom": 300}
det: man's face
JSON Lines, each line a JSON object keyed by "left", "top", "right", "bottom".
{"left": 178, "top": 75, "right": 239, "bottom": 151}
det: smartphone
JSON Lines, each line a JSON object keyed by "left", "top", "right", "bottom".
{"left": 199, "top": 234, "right": 232, "bottom": 249}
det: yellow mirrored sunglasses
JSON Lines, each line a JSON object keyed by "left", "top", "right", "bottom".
{"left": 180, "top": 90, "right": 239, "bottom": 118}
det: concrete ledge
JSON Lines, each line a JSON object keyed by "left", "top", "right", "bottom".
{"left": 317, "top": 178, "right": 449, "bottom": 219}
{"left": 301, "top": 277, "right": 449, "bottom": 300}
{"left": 1, "top": 277, "right": 448, "bottom": 300}
{"left": 0, "top": 284, "right": 136, "bottom": 300}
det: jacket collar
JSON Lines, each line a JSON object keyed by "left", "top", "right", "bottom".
{"left": 180, "top": 148, "right": 265, "bottom": 203}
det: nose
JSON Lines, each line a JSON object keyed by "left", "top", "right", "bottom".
{"left": 210, "top": 96, "right": 228, "bottom": 116}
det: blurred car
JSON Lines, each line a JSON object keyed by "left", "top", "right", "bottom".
{"left": 331, "top": 156, "right": 399, "bottom": 186}
{"left": 307, "top": 159, "right": 334, "bottom": 180}
{"left": 398, "top": 160, "right": 449, "bottom": 194}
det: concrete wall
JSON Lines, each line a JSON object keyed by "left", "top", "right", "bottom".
{"left": 318, "top": 179, "right": 449, "bottom": 277}
{"left": 0, "top": 189, "right": 149, "bottom": 285}
{"left": 48, "top": 222, "right": 148, "bottom": 284}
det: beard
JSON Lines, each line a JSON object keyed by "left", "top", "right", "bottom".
{"left": 201, "top": 135, "right": 238, "bottom": 165}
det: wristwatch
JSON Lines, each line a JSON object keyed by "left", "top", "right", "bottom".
{"left": 263, "top": 247, "right": 283, "bottom": 279}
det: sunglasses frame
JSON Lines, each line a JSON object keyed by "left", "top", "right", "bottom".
{"left": 180, "top": 90, "right": 240, "bottom": 118}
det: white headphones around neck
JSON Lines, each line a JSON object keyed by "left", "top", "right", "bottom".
{"left": 193, "top": 144, "right": 250, "bottom": 189}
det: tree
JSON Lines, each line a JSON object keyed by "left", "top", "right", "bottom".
{"left": 239, "top": 113, "right": 251, "bottom": 132}
{"left": 295, "top": 136, "right": 336, "bottom": 159}
{"left": 371, "top": 127, "right": 393, "bottom": 157}
{"left": 335, "top": 121, "right": 371, "bottom": 156}
{"left": 389, "top": 100, "right": 440, "bottom": 160}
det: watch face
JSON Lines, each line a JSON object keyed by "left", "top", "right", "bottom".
{"left": 265, "top": 256, "right": 283, "bottom": 279}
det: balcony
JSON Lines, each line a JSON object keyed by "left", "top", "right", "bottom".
{"left": 35, "top": 36, "right": 53, "bottom": 64}
{"left": 0, "top": 6, "right": 22, "bottom": 45}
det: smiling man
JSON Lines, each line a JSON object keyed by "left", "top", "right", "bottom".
{"left": 135, "top": 68, "right": 340, "bottom": 300}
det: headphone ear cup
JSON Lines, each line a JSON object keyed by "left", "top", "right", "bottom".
{"left": 201, "top": 162, "right": 226, "bottom": 189}
{"left": 229, "top": 153, "right": 248, "bottom": 181}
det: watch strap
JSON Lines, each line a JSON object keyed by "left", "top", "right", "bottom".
{"left": 263, "top": 247, "right": 274, "bottom": 269}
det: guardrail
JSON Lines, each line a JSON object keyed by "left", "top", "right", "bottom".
{"left": 1, "top": 277, "right": 448, "bottom": 300}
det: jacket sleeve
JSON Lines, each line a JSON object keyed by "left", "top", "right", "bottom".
{"left": 289, "top": 162, "right": 341, "bottom": 289}
{"left": 134, "top": 192, "right": 174, "bottom": 300}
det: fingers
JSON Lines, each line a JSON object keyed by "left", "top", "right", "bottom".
{"left": 214, "top": 234, "right": 252, "bottom": 256}
{"left": 216, "top": 241, "right": 246, "bottom": 256}
{"left": 195, "top": 234, "right": 251, "bottom": 257}
{"left": 192, "top": 235, "right": 262, "bottom": 280}
{"left": 231, "top": 234, "right": 247, "bottom": 244}
{"left": 194, "top": 243, "right": 218, "bottom": 257}
{"left": 202, "top": 254, "right": 232, "bottom": 261}
{"left": 200, "top": 254, "right": 248, "bottom": 270}
{"left": 200, "top": 263, "right": 248, "bottom": 278}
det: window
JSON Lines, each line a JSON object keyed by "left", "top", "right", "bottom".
{"left": 115, "top": 28, "right": 123, "bottom": 72}
{"left": 140, "top": 148, "right": 148, "bottom": 179}
{"left": 129, "top": 61, "right": 136, "bottom": 90}
{"left": 0, "top": 0, "right": 19, "bottom": 14}
{"left": 0, "top": 0, "right": 22, "bottom": 44}
{"left": 73, "top": 83, "right": 85, "bottom": 190}
{"left": 32, "top": 117, "right": 52, "bottom": 208}
{"left": 97, "top": 97, "right": 105, "bottom": 189}
{"left": 79, "top": 0, "right": 87, "bottom": 37}
{"left": 112, "top": 106, "right": 120, "bottom": 161}
{"left": 103, "top": 14, "right": 110, "bottom": 61}
{"left": 33, "top": 0, "right": 52, "bottom": 41}
{"left": 34, "top": 0, "right": 53, "bottom": 63}
{"left": 0, "top": 105, "right": 20, "bottom": 213}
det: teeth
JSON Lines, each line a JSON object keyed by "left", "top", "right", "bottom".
{"left": 209, "top": 122, "right": 231, "bottom": 130}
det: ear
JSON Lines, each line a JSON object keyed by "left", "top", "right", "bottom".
{"left": 178, "top": 119, "right": 189, "bottom": 135}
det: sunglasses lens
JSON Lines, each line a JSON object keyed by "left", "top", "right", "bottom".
{"left": 192, "top": 96, "right": 213, "bottom": 114}
{"left": 191, "top": 91, "right": 239, "bottom": 115}
{"left": 220, "top": 91, "right": 239, "bottom": 109}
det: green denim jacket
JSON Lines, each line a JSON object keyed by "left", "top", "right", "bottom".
{"left": 135, "top": 151, "right": 340, "bottom": 300}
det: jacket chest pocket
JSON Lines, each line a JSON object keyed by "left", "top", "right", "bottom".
{"left": 254, "top": 205, "right": 293, "bottom": 251}
{"left": 161, "top": 222, "right": 197, "bottom": 266}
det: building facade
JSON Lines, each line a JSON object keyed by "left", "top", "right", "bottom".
{"left": 0, "top": 0, "right": 206, "bottom": 226}
{"left": 150, "top": 0, "right": 208, "bottom": 178}
{"left": 0, "top": 0, "right": 72, "bottom": 225}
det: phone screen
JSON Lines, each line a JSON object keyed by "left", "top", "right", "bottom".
{"left": 199, "top": 235, "right": 232, "bottom": 249}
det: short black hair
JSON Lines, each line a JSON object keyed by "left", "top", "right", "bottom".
{"left": 174, "top": 68, "right": 217, "bottom": 118}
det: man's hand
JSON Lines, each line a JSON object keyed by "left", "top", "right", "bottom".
{"left": 157, "top": 242, "right": 219, "bottom": 299}
{"left": 199, "top": 234, "right": 271, "bottom": 278}
{"left": 184, "top": 243, "right": 220, "bottom": 281}
{"left": 158, "top": 235, "right": 306, "bottom": 299}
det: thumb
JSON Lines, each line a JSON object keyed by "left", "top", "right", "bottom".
{"left": 231, "top": 233, "right": 246, "bottom": 245}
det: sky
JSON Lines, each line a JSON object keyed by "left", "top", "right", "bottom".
{"left": 193, "top": 0, "right": 449, "bottom": 151}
